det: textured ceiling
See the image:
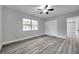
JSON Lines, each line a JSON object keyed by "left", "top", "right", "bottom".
{"left": 4, "top": 5, "right": 79, "bottom": 19}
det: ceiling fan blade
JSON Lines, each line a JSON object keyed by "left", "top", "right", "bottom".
{"left": 44, "top": 5, "right": 48, "bottom": 9}
{"left": 46, "top": 12, "right": 48, "bottom": 14}
{"left": 48, "top": 9, "right": 54, "bottom": 11}
{"left": 40, "top": 12, "right": 43, "bottom": 14}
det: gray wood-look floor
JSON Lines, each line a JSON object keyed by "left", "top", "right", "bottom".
{"left": 0, "top": 35, "right": 78, "bottom": 54}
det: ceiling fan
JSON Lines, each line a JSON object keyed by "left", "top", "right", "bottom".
{"left": 37, "top": 5, "right": 54, "bottom": 14}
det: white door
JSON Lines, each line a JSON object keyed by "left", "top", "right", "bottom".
{"left": 67, "top": 17, "right": 79, "bottom": 38}
{"left": 67, "top": 22, "right": 76, "bottom": 38}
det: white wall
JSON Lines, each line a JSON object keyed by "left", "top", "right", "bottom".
{"left": 45, "top": 20, "right": 57, "bottom": 36}
{"left": 45, "top": 11, "right": 79, "bottom": 39}
{"left": 2, "top": 7, "right": 44, "bottom": 44}
{"left": 0, "top": 6, "right": 2, "bottom": 50}
{"left": 57, "top": 16, "right": 67, "bottom": 38}
{"left": 45, "top": 18, "right": 66, "bottom": 38}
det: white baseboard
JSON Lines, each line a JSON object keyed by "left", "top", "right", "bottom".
{"left": 55, "top": 35, "right": 66, "bottom": 39}
{"left": 2, "top": 34, "right": 44, "bottom": 45}
{"left": 45, "top": 34, "right": 66, "bottom": 39}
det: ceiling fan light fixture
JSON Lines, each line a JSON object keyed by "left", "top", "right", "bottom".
{"left": 36, "top": 5, "right": 54, "bottom": 14}
{"left": 43, "top": 9, "right": 47, "bottom": 13}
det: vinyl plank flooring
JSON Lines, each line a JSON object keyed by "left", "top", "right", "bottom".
{"left": 0, "top": 36, "right": 78, "bottom": 54}
{"left": 40, "top": 38, "right": 64, "bottom": 54}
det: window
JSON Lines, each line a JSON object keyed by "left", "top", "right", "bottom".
{"left": 23, "top": 18, "right": 38, "bottom": 31}
{"left": 32, "top": 20, "right": 38, "bottom": 30}
{"left": 23, "top": 19, "right": 31, "bottom": 31}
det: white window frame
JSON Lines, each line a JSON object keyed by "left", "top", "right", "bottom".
{"left": 23, "top": 18, "right": 39, "bottom": 31}
{"left": 32, "top": 20, "right": 39, "bottom": 30}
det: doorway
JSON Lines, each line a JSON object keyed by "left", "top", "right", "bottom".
{"left": 67, "top": 16, "right": 79, "bottom": 38}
